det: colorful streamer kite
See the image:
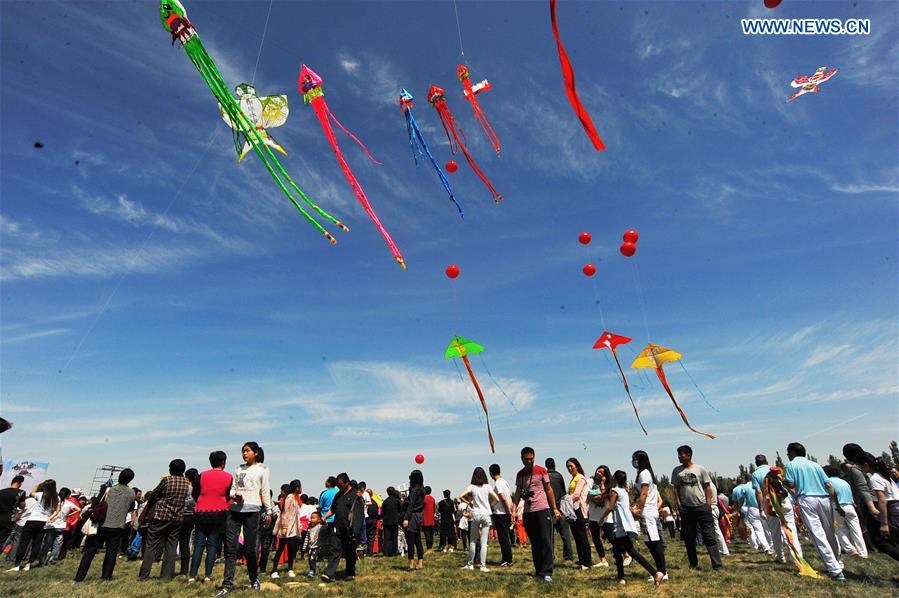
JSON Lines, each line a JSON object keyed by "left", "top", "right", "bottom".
{"left": 593, "top": 331, "right": 647, "bottom": 435}
{"left": 457, "top": 65, "right": 500, "bottom": 157}
{"left": 764, "top": 467, "right": 820, "bottom": 578}
{"left": 428, "top": 85, "right": 504, "bottom": 204}
{"left": 219, "top": 83, "right": 288, "bottom": 163}
{"left": 159, "top": 1, "right": 347, "bottom": 244}
{"left": 399, "top": 89, "right": 463, "bottom": 217}
{"left": 787, "top": 66, "right": 838, "bottom": 103}
{"left": 299, "top": 64, "right": 405, "bottom": 269}
{"left": 549, "top": 0, "right": 605, "bottom": 150}
{"left": 445, "top": 335, "right": 495, "bottom": 453}
{"left": 631, "top": 344, "right": 716, "bottom": 439}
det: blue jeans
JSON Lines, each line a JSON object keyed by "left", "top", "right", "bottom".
{"left": 190, "top": 522, "right": 221, "bottom": 578}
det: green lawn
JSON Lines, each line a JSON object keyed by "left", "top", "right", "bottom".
{"left": 0, "top": 535, "right": 895, "bottom": 597}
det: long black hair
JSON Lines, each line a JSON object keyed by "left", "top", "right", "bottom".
{"left": 566, "top": 457, "right": 585, "bottom": 476}
{"left": 409, "top": 469, "right": 424, "bottom": 489}
{"left": 632, "top": 450, "right": 657, "bottom": 484}
{"left": 39, "top": 479, "right": 59, "bottom": 513}
{"left": 243, "top": 441, "right": 264, "bottom": 463}
{"left": 595, "top": 465, "right": 613, "bottom": 500}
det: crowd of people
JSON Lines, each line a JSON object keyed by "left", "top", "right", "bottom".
{"left": 0, "top": 440, "right": 897, "bottom": 594}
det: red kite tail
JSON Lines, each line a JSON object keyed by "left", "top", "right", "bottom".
{"left": 437, "top": 103, "right": 503, "bottom": 203}
{"left": 463, "top": 355, "right": 496, "bottom": 453}
{"left": 655, "top": 367, "right": 715, "bottom": 439}
{"left": 324, "top": 103, "right": 382, "bottom": 165}
{"left": 470, "top": 98, "right": 501, "bottom": 156}
{"left": 549, "top": 0, "right": 605, "bottom": 151}
{"left": 311, "top": 99, "right": 405, "bottom": 269}
{"left": 612, "top": 349, "right": 647, "bottom": 435}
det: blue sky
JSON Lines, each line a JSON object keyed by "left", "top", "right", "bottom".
{"left": 1, "top": 0, "right": 896, "bottom": 495}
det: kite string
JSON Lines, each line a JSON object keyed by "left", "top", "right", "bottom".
{"left": 678, "top": 361, "right": 720, "bottom": 412}
{"left": 62, "top": 129, "right": 221, "bottom": 371}
{"left": 452, "top": 0, "right": 468, "bottom": 64}
{"left": 590, "top": 276, "right": 607, "bottom": 330}
{"left": 477, "top": 356, "right": 519, "bottom": 413}
{"left": 631, "top": 260, "right": 651, "bottom": 341}
{"left": 250, "top": 0, "right": 275, "bottom": 85}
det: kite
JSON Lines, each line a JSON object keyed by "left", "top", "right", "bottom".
{"left": 787, "top": 67, "right": 837, "bottom": 103}
{"left": 445, "top": 335, "right": 495, "bottom": 453}
{"left": 548, "top": 0, "right": 605, "bottom": 151}
{"left": 428, "top": 85, "right": 504, "bottom": 204}
{"left": 457, "top": 65, "right": 500, "bottom": 156}
{"left": 299, "top": 64, "right": 405, "bottom": 269}
{"left": 593, "top": 332, "right": 647, "bottom": 435}
{"left": 399, "top": 89, "right": 463, "bottom": 217}
{"left": 631, "top": 344, "right": 716, "bottom": 439}
{"left": 159, "top": 1, "right": 346, "bottom": 244}
{"left": 220, "top": 83, "right": 288, "bottom": 163}
{"left": 764, "top": 467, "right": 820, "bottom": 578}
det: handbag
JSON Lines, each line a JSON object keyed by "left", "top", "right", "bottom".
{"left": 560, "top": 494, "right": 578, "bottom": 522}
{"left": 81, "top": 518, "right": 99, "bottom": 537}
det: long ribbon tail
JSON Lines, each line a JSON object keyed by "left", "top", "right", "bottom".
{"left": 324, "top": 103, "right": 382, "bottom": 165}
{"left": 410, "top": 112, "right": 464, "bottom": 218}
{"left": 655, "top": 367, "right": 715, "bottom": 439}
{"left": 437, "top": 104, "right": 504, "bottom": 203}
{"left": 765, "top": 477, "right": 820, "bottom": 578}
{"left": 463, "top": 355, "right": 495, "bottom": 453}
{"left": 184, "top": 39, "right": 344, "bottom": 243}
{"left": 469, "top": 97, "right": 501, "bottom": 156}
{"left": 612, "top": 349, "right": 647, "bottom": 435}
{"left": 678, "top": 361, "right": 719, "bottom": 412}
{"left": 549, "top": 0, "right": 605, "bottom": 151}
{"left": 403, "top": 110, "right": 421, "bottom": 166}
{"left": 312, "top": 98, "right": 404, "bottom": 269}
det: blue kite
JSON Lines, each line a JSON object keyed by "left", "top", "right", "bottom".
{"left": 399, "top": 89, "right": 463, "bottom": 217}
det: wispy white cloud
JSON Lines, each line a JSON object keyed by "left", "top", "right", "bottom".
{"left": 801, "top": 344, "right": 855, "bottom": 369}
{"left": 1, "top": 329, "right": 69, "bottom": 345}
{"left": 830, "top": 183, "right": 899, "bottom": 195}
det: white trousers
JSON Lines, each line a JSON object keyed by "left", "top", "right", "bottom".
{"left": 763, "top": 503, "right": 802, "bottom": 561}
{"left": 742, "top": 506, "right": 770, "bottom": 552}
{"left": 797, "top": 495, "right": 841, "bottom": 575}
{"left": 711, "top": 504, "right": 729, "bottom": 555}
{"left": 834, "top": 504, "right": 867, "bottom": 558}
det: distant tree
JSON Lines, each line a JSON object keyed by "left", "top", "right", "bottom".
{"left": 827, "top": 454, "right": 842, "bottom": 468}
{"left": 808, "top": 454, "right": 818, "bottom": 463}
{"left": 738, "top": 464, "right": 748, "bottom": 479}
{"left": 882, "top": 452, "right": 893, "bottom": 469}
{"left": 890, "top": 441, "right": 899, "bottom": 467}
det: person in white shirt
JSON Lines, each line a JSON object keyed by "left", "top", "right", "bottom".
{"left": 586, "top": 466, "right": 611, "bottom": 568}
{"left": 10, "top": 479, "right": 59, "bottom": 571}
{"left": 42, "top": 487, "right": 79, "bottom": 565}
{"left": 595, "top": 471, "right": 664, "bottom": 587}
{"left": 458, "top": 467, "right": 499, "bottom": 572}
{"left": 631, "top": 451, "right": 667, "bottom": 579}
{"left": 489, "top": 464, "right": 514, "bottom": 567}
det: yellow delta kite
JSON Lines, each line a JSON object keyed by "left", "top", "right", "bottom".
{"left": 631, "top": 344, "right": 716, "bottom": 439}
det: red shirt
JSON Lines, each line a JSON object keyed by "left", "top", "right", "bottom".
{"left": 422, "top": 495, "right": 437, "bottom": 526}
{"left": 196, "top": 469, "right": 233, "bottom": 513}
{"left": 515, "top": 464, "right": 551, "bottom": 513}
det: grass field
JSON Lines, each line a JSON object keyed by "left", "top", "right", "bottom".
{"left": 0, "top": 534, "right": 895, "bottom": 597}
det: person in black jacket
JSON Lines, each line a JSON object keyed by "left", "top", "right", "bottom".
{"left": 365, "top": 489, "right": 380, "bottom": 556}
{"left": 380, "top": 488, "right": 401, "bottom": 557}
{"left": 321, "top": 474, "right": 363, "bottom": 582}
{"left": 546, "top": 458, "right": 574, "bottom": 561}
{"left": 402, "top": 470, "right": 426, "bottom": 571}
{"left": 437, "top": 490, "right": 457, "bottom": 552}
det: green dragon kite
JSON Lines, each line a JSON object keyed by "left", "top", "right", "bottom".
{"left": 159, "top": 0, "right": 347, "bottom": 244}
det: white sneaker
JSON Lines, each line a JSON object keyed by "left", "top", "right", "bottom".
{"left": 21, "top": 564, "right": 30, "bottom": 572}
{"left": 623, "top": 556, "right": 632, "bottom": 566}
{"left": 271, "top": 571, "right": 280, "bottom": 579}
{"left": 648, "top": 574, "right": 669, "bottom": 582}
{"left": 188, "top": 577, "right": 196, "bottom": 583}
{"left": 480, "top": 566, "right": 491, "bottom": 573}
{"left": 5, "top": 566, "right": 20, "bottom": 573}
{"left": 592, "top": 561, "right": 609, "bottom": 568}
{"left": 287, "top": 570, "right": 296, "bottom": 578}
{"left": 461, "top": 564, "right": 474, "bottom": 570}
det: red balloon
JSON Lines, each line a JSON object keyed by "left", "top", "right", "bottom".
{"left": 764, "top": 0, "right": 782, "bottom": 8}
{"left": 623, "top": 229, "right": 639, "bottom": 244}
{"left": 445, "top": 264, "right": 460, "bottom": 279}
{"left": 620, "top": 242, "right": 637, "bottom": 257}
{"left": 445, "top": 161, "right": 458, "bottom": 173}
{"left": 415, "top": 454, "right": 425, "bottom": 464}
{"left": 582, "top": 263, "right": 596, "bottom": 277}
{"left": 578, "top": 232, "right": 591, "bottom": 245}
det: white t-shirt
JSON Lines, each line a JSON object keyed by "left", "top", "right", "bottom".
{"left": 466, "top": 484, "right": 493, "bottom": 516}
{"left": 610, "top": 487, "right": 638, "bottom": 537}
{"left": 48, "top": 500, "right": 78, "bottom": 530}
{"left": 492, "top": 478, "right": 511, "bottom": 515}
{"left": 869, "top": 473, "right": 899, "bottom": 502}
{"left": 637, "top": 469, "right": 659, "bottom": 516}
{"left": 22, "top": 493, "right": 53, "bottom": 523}
{"left": 587, "top": 486, "right": 612, "bottom": 523}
